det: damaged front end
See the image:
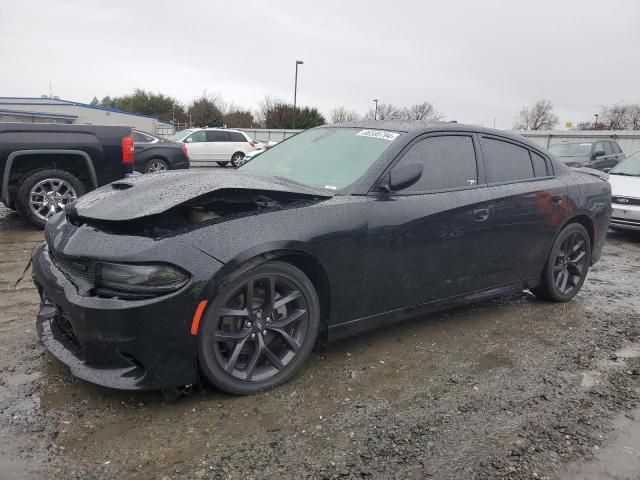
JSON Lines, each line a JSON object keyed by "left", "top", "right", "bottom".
{"left": 65, "top": 170, "right": 333, "bottom": 238}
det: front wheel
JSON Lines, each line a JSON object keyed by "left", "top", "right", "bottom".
{"left": 532, "top": 223, "right": 591, "bottom": 302}
{"left": 197, "top": 261, "right": 320, "bottom": 394}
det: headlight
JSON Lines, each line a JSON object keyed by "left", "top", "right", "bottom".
{"left": 96, "top": 262, "right": 189, "bottom": 295}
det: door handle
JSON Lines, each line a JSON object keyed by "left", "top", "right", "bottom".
{"left": 551, "top": 195, "right": 563, "bottom": 205}
{"left": 472, "top": 207, "right": 490, "bottom": 221}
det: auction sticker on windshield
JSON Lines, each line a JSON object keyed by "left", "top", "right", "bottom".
{"left": 356, "top": 130, "right": 400, "bottom": 141}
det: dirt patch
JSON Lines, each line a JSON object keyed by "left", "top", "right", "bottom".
{"left": 1, "top": 203, "right": 639, "bottom": 479}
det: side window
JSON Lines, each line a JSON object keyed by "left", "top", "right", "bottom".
{"left": 481, "top": 137, "right": 534, "bottom": 183}
{"left": 603, "top": 142, "right": 613, "bottom": 155}
{"left": 206, "top": 131, "right": 230, "bottom": 142}
{"left": 393, "top": 135, "right": 478, "bottom": 192}
{"left": 612, "top": 142, "right": 622, "bottom": 154}
{"left": 132, "top": 132, "right": 146, "bottom": 143}
{"left": 229, "top": 132, "right": 246, "bottom": 142}
{"left": 186, "top": 131, "right": 206, "bottom": 143}
{"left": 593, "top": 142, "right": 605, "bottom": 156}
{"left": 531, "top": 152, "right": 549, "bottom": 177}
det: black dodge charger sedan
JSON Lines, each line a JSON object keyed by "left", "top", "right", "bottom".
{"left": 33, "top": 122, "right": 611, "bottom": 395}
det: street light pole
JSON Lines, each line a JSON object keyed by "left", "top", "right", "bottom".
{"left": 293, "top": 60, "right": 304, "bottom": 129}
{"left": 594, "top": 114, "right": 599, "bottom": 128}
{"left": 373, "top": 99, "right": 378, "bottom": 120}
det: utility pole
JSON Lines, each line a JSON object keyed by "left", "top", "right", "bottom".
{"left": 293, "top": 60, "right": 304, "bottom": 129}
{"left": 373, "top": 99, "right": 378, "bottom": 120}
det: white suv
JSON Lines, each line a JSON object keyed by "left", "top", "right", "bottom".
{"left": 170, "top": 128, "right": 261, "bottom": 167}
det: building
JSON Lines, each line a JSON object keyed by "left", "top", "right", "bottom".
{"left": 0, "top": 97, "right": 174, "bottom": 136}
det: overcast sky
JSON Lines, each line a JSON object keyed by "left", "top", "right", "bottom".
{"left": 1, "top": 0, "right": 639, "bottom": 128}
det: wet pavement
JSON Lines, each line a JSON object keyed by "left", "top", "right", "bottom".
{"left": 0, "top": 203, "right": 639, "bottom": 479}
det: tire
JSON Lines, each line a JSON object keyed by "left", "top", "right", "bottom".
{"left": 144, "top": 158, "right": 169, "bottom": 174}
{"left": 197, "top": 261, "right": 320, "bottom": 395}
{"left": 230, "top": 152, "right": 245, "bottom": 168}
{"left": 216, "top": 161, "right": 229, "bottom": 167}
{"left": 531, "top": 223, "right": 591, "bottom": 302}
{"left": 15, "top": 169, "right": 85, "bottom": 229}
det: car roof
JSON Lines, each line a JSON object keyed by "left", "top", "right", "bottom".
{"left": 327, "top": 120, "right": 547, "bottom": 154}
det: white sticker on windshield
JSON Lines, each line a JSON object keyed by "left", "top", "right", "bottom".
{"left": 356, "top": 130, "right": 400, "bottom": 141}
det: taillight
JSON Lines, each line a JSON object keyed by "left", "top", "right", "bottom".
{"left": 121, "top": 135, "right": 135, "bottom": 164}
{"left": 249, "top": 140, "right": 257, "bottom": 147}
{"left": 181, "top": 144, "right": 188, "bottom": 157}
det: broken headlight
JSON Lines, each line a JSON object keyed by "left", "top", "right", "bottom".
{"left": 96, "top": 262, "right": 189, "bottom": 295}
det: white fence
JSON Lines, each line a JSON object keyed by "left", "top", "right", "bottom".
{"left": 517, "top": 130, "right": 640, "bottom": 155}
{"left": 241, "top": 128, "right": 302, "bottom": 143}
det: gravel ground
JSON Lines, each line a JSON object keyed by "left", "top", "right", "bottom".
{"left": 0, "top": 203, "right": 639, "bottom": 480}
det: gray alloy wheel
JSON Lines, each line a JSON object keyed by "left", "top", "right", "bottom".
{"left": 532, "top": 223, "right": 591, "bottom": 302}
{"left": 197, "top": 261, "right": 320, "bottom": 394}
{"left": 28, "top": 178, "right": 77, "bottom": 222}
{"left": 145, "top": 158, "right": 168, "bottom": 173}
{"left": 231, "top": 152, "right": 245, "bottom": 168}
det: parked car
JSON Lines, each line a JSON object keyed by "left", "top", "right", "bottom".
{"left": 0, "top": 123, "right": 134, "bottom": 228}
{"left": 609, "top": 151, "right": 640, "bottom": 232}
{"left": 170, "top": 128, "right": 261, "bottom": 167}
{"left": 33, "top": 122, "right": 611, "bottom": 395}
{"left": 132, "top": 130, "right": 189, "bottom": 173}
{"left": 548, "top": 140, "right": 625, "bottom": 171}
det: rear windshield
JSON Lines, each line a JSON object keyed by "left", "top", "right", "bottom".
{"left": 241, "top": 127, "right": 402, "bottom": 191}
{"left": 548, "top": 143, "right": 592, "bottom": 157}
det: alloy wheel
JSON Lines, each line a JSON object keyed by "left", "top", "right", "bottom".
{"left": 212, "top": 275, "right": 309, "bottom": 382}
{"left": 29, "top": 178, "right": 77, "bottom": 222}
{"left": 148, "top": 160, "right": 168, "bottom": 173}
{"left": 552, "top": 230, "right": 588, "bottom": 296}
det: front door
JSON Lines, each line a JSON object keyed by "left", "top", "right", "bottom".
{"left": 364, "top": 133, "right": 499, "bottom": 318}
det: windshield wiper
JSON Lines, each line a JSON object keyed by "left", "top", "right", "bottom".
{"left": 609, "top": 172, "right": 638, "bottom": 176}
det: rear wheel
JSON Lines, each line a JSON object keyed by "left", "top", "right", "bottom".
{"left": 231, "top": 152, "right": 245, "bottom": 168}
{"left": 16, "top": 169, "right": 84, "bottom": 229}
{"left": 144, "top": 158, "right": 168, "bottom": 173}
{"left": 532, "top": 223, "right": 591, "bottom": 302}
{"left": 197, "top": 261, "right": 320, "bottom": 394}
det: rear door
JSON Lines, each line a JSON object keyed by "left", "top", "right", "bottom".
{"left": 205, "top": 130, "right": 232, "bottom": 161}
{"left": 364, "top": 132, "right": 499, "bottom": 316}
{"left": 480, "top": 135, "right": 570, "bottom": 284}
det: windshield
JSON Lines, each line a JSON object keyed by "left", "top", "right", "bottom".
{"left": 610, "top": 152, "right": 640, "bottom": 177}
{"left": 548, "top": 143, "right": 593, "bottom": 157}
{"left": 169, "top": 129, "right": 193, "bottom": 141}
{"left": 241, "top": 127, "right": 402, "bottom": 190}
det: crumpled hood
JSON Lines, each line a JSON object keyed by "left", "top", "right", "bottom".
{"left": 70, "top": 169, "right": 332, "bottom": 221}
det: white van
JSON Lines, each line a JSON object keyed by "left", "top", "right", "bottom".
{"left": 170, "top": 128, "right": 262, "bottom": 167}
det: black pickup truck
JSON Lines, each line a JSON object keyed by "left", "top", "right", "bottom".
{"left": 0, "top": 123, "right": 135, "bottom": 227}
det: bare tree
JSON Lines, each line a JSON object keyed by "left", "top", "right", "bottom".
{"left": 602, "top": 104, "right": 629, "bottom": 130}
{"left": 629, "top": 105, "right": 640, "bottom": 130}
{"left": 513, "top": 99, "right": 558, "bottom": 130}
{"left": 403, "top": 101, "right": 442, "bottom": 122}
{"left": 330, "top": 107, "right": 359, "bottom": 123}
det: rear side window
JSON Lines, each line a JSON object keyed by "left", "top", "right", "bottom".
{"left": 206, "top": 130, "right": 229, "bottom": 142}
{"left": 531, "top": 152, "right": 549, "bottom": 177}
{"left": 229, "top": 132, "right": 246, "bottom": 142}
{"left": 603, "top": 142, "right": 613, "bottom": 155}
{"left": 481, "top": 137, "right": 534, "bottom": 183}
{"left": 612, "top": 142, "right": 622, "bottom": 154}
{"left": 393, "top": 135, "right": 478, "bottom": 192}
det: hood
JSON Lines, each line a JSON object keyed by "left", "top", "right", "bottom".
{"left": 609, "top": 174, "right": 640, "bottom": 198}
{"left": 70, "top": 169, "right": 333, "bottom": 222}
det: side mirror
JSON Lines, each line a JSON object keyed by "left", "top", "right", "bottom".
{"left": 186, "top": 137, "right": 194, "bottom": 143}
{"left": 594, "top": 150, "right": 605, "bottom": 158}
{"left": 381, "top": 163, "right": 424, "bottom": 192}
